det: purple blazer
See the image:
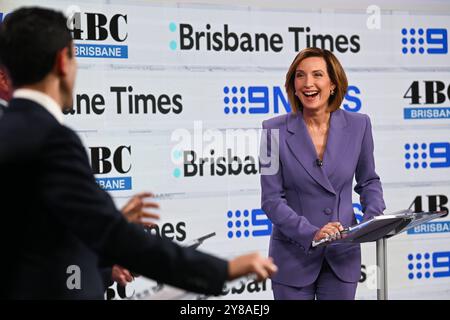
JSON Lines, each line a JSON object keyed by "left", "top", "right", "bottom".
{"left": 260, "top": 109, "right": 385, "bottom": 287}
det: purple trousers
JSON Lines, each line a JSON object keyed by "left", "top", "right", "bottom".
{"left": 272, "top": 259, "right": 358, "bottom": 300}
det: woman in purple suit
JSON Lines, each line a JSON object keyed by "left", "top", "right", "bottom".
{"left": 260, "top": 48, "right": 386, "bottom": 300}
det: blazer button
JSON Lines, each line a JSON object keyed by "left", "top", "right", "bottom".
{"left": 323, "top": 208, "right": 332, "bottom": 215}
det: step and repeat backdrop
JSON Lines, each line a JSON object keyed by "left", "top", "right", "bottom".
{"left": 1, "top": 0, "right": 449, "bottom": 299}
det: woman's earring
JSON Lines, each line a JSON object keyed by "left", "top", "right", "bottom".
{"left": 330, "top": 89, "right": 335, "bottom": 95}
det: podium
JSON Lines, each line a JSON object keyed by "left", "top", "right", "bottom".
{"left": 312, "top": 207, "right": 447, "bottom": 300}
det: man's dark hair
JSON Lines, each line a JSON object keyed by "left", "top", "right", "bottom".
{"left": 0, "top": 7, "right": 73, "bottom": 87}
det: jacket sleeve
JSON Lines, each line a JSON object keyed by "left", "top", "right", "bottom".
{"left": 354, "top": 115, "right": 386, "bottom": 222}
{"left": 40, "top": 125, "right": 228, "bottom": 295}
{"left": 260, "top": 121, "right": 319, "bottom": 252}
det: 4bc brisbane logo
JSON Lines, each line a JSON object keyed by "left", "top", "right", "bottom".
{"left": 89, "top": 145, "right": 132, "bottom": 191}
{"left": 66, "top": 8, "right": 129, "bottom": 59}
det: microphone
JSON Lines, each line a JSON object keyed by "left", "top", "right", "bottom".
{"left": 316, "top": 158, "right": 323, "bottom": 167}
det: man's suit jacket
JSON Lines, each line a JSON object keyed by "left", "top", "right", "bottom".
{"left": 0, "top": 101, "right": 5, "bottom": 117}
{"left": 0, "top": 98, "right": 227, "bottom": 299}
{"left": 260, "top": 109, "right": 385, "bottom": 287}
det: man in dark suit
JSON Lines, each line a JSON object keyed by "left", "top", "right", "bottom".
{"left": 2, "top": 63, "right": 158, "bottom": 289}
{"left": 0, "top": 98, "right": 5, "bottom": 116}
{"left": 0, "top": 7, "right": 276, "bottom": 299}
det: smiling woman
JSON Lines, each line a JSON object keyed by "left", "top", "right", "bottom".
{"left": 294, "top": 57, "right": 335, "bottom": 113}
{"left": 285, "top": 47, "right": 348, "bottom": 113}
{"left": 260, "top": 47, "right": 386, "bottom": 300}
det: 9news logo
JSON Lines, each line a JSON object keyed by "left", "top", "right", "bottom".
{"left": 226, "top": 209, "right": 272, "bottom": 239}
{"left": 226, "top": 205, "right": 367, "bottom": 240}
{"left": 353, "top": 203, "right": 364, "bottom": 223}
{"left": 401, "top": 28, "right": 448, "bottom": 54}
{"left": 222, "top": 85, "right": 361, "bottom": 115}
{"left": 0, "top": 12, "right": 8, "bottom": 23}
{"left": 407, "top": 251, "right": 450, "bottom": 280}
{"left": 404, "top": 142, "right": 450, "bottom": 170}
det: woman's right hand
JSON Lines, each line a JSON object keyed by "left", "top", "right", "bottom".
{"left": 313, "top": 222, "right": 344, "bottom": 242}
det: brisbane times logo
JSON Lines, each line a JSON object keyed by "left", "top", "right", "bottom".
{"left": 167, "top": 22, "right": 360, "bottom": 53}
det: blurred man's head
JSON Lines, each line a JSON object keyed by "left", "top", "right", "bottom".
{"left": 0, "top": 7, "right": 76, "bottom": 109}
{"left": 0, "top": 67, "right": 12, "bottom": 102}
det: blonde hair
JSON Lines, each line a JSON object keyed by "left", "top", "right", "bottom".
{"left": 285, "top": 47, "right": 348, "bottom": 113}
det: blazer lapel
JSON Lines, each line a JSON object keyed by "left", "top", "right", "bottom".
{"left": 286, "top": 112, "right": 336, "bottom": 195}
{"left": 323, "top": 109, "right": 351, "bottom": 178}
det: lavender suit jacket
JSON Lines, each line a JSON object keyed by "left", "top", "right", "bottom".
{"left": 260, "top": 109, "right": 385, "bottom": 287}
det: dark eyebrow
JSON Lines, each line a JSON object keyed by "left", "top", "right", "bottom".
{"left": 295, "top": 69, "right": 325, "bottom": 73}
